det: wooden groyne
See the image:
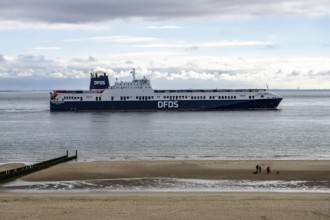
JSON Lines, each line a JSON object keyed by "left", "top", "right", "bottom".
{"left": 0, "top": 150, "right": 77, "bottom": 183}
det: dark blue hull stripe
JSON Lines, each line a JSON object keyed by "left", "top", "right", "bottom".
{"left": 50, "top": 99, "right": 282, "bottom": 111}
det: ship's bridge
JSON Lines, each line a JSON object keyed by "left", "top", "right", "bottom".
{"left": 110, "top": 69, "right": 152, "bottom": 90}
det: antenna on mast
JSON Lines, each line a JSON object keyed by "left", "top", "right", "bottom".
{"left": 266, "top": 83, "right": 269, "bottom": 90}
{"left": 131, "top": 68, "right": 136, "bottom": 81}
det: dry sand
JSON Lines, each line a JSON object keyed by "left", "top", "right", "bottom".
{"left": 0, "top": 160, "right": 329, "bottom": 220}
{"left": 0, "top": 192, "right": 329, "bottom": 220}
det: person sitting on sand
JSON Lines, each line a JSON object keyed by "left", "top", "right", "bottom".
{"left": 267, "top": 166, "right": 271, "bottom": 174}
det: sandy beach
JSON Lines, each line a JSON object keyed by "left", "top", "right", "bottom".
{"left": 1, "top": 160, "right": 330, "bottom": 219}
{"left": 0, "top": 192, "right": 329, "bottom": 220}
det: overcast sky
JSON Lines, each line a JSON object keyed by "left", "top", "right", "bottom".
{"left": 0, "top": 0, "right": 329, "bottom": 90}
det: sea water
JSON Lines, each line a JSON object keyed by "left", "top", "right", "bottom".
{"left": 0, "top": 90, "right": 330, "bottom": 164}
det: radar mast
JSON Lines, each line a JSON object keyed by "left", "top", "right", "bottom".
{"left": 131, "top": 68, "right": 136, "bottom": 81}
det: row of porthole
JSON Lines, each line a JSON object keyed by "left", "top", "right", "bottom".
{"left": 117, "top": 95, "right": 239, "bottom": 101}
{"left": 63, "top": 96, "right": 79, "bottom": 100}
{"left": 62, "top": 94, "right": 259, "bottom": 102}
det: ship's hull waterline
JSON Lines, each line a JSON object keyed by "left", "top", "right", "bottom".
{"left": 50, "top": 98, "right": 282, "bottom": 111}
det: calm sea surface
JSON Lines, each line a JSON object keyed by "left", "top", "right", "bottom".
{"left": 0, "top": 90, "right": 330, "bottom": 164}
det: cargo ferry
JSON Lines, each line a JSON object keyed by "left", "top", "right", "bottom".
{"left": 50, "top": 69, "right": 282, "bottom": 111}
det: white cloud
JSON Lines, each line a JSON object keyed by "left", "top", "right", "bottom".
{"left": 134, "top": 40, "right": 275, "bottom": 48}
{"left": 146, "top": 25, "right": 183, "bottom": 29}
{"left": 32, "top": 47, "right": 63, "bottom": 50}
{"left": 199, "top": 41, "right": 275, "bottom": 47}
{"left": 0, "top": 54, "right": 329, "bottom": 89}
{"left": 67, "top": 36, "right": 159, "bottom": 43}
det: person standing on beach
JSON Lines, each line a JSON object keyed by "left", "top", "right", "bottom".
{"left": 267, "top": 166, "right": 271, "bottom": 174}
{"left": 255, "top": 164, "right": 261, "bottom": 174}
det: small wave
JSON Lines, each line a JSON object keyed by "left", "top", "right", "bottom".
{"left": 0, "top": 109, "right": 48, "bottom": 113}
{"left": 3, "top": 178, "right": 329, "bottom": 193}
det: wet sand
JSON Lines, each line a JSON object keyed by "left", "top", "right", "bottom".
{"left": 1, "top": 160, "right": 329, "bottom": 220}
{"left": 19, "top": 160, "right": 330, "bottom": 187}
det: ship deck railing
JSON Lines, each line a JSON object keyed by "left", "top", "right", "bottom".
{"left": 154, "top": 89, "right": 267, "bottom": 93}
{"left": 52, "top": 89, "right": 267, "bottom": 94}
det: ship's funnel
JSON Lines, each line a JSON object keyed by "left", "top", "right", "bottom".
{"left": 89, "top": 72, "right": 110, "bottom": 90}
